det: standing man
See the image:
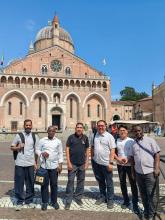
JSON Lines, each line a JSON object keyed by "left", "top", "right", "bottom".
{"left": 11, "top": 119, "right": 39, "bottom": 211}
{"left": 129, "top": 126, "right": 160, "bottom": 220}
{"left": 36, "top": 125, "right": 63, "bottom": 211}
{"left": 115, "top": 125, "right": 140, "bottom": 214}
{"left": 65, "top": 122, "right": 89, "bottom": 210}
{"left": 91, "top": 120, "right": 116, "bottom": 209}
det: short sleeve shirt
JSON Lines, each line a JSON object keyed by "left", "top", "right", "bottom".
{"left": 66, "top": 133, "right": 89, "bottom": 165}
{"left": 129, "top": 136, "right": 160, "bottom": 174}
{"left": 11, "top": 132, "right": 39, "bottom": 167}
{"left": 93, "top": 131, "right": 116, "bottom": 166}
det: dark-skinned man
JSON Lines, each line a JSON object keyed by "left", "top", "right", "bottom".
{"left": 36, "top": 125, "right": 63, "bottom": 211}
{"left": 129, "top": 126, "right": 160, "bottom": 220}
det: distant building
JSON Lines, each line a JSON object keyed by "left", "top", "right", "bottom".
{"left": 0, "top": 15, "right": 112, "bottom": 131}
{"left": 153, "top": 81, "right": 165, "bottom": 126}
{"left": 111, "top": 101, "right": 135, "bottom": 121}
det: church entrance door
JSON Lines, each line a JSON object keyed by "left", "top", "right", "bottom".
{"left": 52, "top": 115, "right": 61, "bottom": 130}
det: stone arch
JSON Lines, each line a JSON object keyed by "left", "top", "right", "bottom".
{"left": 8, "top": 76, "right": 14, "bottom": 84}
{"left": 0, "top": 89, "right": 29, "bottom": 107}
{"left": 53, "top": 79, "right": 57, "bottom": 87}
{"left": 64, "top": 79, "right": 69, "bottom": 87}
{"left": 51, "top": 106, "right": 64, "bottom": 130}
{"left": 27, "top": 77, "right": 33, "bottom": 86}
{"left": 40, "top": 78, "right": 45, "bottom": 86}
{"left": 1, "top": 76, "right": 7, "bottom": 83}
{"left": 70, "top": 80, "right": 74, "bottom": 87}
{"left": 34, "top": 78, "right": 39, "bottom": 86}
{"left": 30, "top": 91, "right": 49, "bottom": 102}
{"left": 52, "top": 92, "right": 61, "bottom": 104}
{"left": 64, "top": 92, "right": 81, "bottom": 103}
{"left": 15, "top": 77, "right": 20, "bottom": 88}
{"left": 58, "top": 79, "right": 63, "bottom": 87}
{"left": 46, "top": 78, "right": 51, "bottom": 86}
{"left": 92, "top": 81, "right": 96, "bottom": 88}
{"left": 86, "top": 81, "right": 91, "bottom": 88}
{"left": 82, "top": 92, "right": 107, "bottom": 109}
{"left": 102, "top": 81, "right": 107, "bottom": 90}
{"left": 113, "top": 114, "right": 120, "bottom": 121}
{"left": 21, "top": 77, "right": 26, "bottom": 84}
{"left": 97, "top": 81, "right": 101, "bottom": 88}
{"left": 81, "top": 80, "right": 85, "bottom": 87}
{"left": 75, "top": 80, "right": 80, "bottom": 88}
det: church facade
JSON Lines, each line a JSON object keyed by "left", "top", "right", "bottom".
{"left": 0, "top": 16, "right": 112, "bottom": 131}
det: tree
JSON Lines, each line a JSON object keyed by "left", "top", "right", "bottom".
{"left": 120, "top": 86, "right": 149, "bottom": 101}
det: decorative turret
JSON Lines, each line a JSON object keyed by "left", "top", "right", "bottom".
{"left": 28, "top": 41, "right": 34, "bottom": 54}
{"left": 152, "top": 81, "right": 156, "bottom": 90}
{"left": 52, "top": 15, "right": 60, "bottom": 46}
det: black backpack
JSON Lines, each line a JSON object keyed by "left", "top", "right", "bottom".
{"left": 13, "top": 132, "right": 36, "bottom": 160}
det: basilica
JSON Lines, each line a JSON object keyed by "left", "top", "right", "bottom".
{"left": 0, "top": 15, "right": 112, "bottom": 131}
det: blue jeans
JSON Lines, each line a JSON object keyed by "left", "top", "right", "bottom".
{"left": 65, "top": 164, "right": 85, "bottom": 204}
{"left": 136, "top": 172, "right": 159, "bottom": 218}
{"left": 92, "top": 159, "right": 114, "bottom": 202}
{"left": 41, "top": 168, "right": 58, "bottom": 204}
{"left": 14, "top": 165, "right": 34, "bottom": 205}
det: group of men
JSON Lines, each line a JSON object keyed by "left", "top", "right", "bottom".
{"left": 10, "top": 119, "right": 160, "bottom": 220}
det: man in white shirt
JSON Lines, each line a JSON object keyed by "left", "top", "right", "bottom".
{"left": 115, "top": 125, "right": 140, "bottom": 214}
{"left": 36, "top": 125, "right": 63, "bottom": 211}
{"left": 91, "top": 120, "right": 116, "bottom": 209}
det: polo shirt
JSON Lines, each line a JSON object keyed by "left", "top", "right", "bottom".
{"left": 93, "top": 131, "right": 116, "bottom": 166}
{"left": 11, "top": 132, "right": 39, "bottom": 167}
{"left": 129, "top": 136, "right": 160, "bottom": 174}
{"left": 66, "top": 133, "right": 89, "bottom": 165}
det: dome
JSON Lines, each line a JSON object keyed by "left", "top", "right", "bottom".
{"left": 35, "top": 26, "right": 74, "bottom": 46}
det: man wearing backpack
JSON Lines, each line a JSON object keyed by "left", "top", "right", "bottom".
{"left": 11, "top": 119, "right": 39, "bottom": 211}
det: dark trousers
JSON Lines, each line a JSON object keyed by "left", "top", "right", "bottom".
{"left": 92, "top": 159, "right": 114, "bottom": 202}
{"left": 14, "top": 165, "right": 34, "bottom": 205}
{"left": 41, "top": 169, "right": 58, "bottom": 204}
{"left": 117, "top": 165, "right": 138, "bottom": 205}
{"left": 65, "top": 164, "right": 85, "bottom": 204}
{"left": 136, "top": 172, "right": 159, "bottom": 218}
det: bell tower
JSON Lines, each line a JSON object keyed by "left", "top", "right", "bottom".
{"left": 52, "top": 15, "right": 60, "bottom": 46}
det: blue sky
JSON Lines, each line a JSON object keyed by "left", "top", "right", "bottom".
{"left": 0, "top": 0, "right": 165, "bottom": 100}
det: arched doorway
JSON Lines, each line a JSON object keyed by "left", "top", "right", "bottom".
{"left": 51, "top": 107, "right": 63, "bottom": 130}
{"left": 113, "top": 115, "right": 120, "bottom": 121}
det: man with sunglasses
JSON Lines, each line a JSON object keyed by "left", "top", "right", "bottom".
{"left": 129, "top": 126, "right": 160, "bottom": 220}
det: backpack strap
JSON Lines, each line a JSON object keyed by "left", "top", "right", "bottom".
{"left": 18, "top": 132, "right": 25, "bottom": 144}
{"left": 31, "top": 132, "right": 36, "bottom": 147}
{"left": 92, "top": 131, "right": 97, "bottom": 146}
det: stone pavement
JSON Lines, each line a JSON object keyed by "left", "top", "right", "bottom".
{"left": 0, "top": 139, "right": 165, "bottom": 219}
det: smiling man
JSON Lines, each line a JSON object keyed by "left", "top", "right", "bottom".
{"left": 91, "top": 120, "right": 116, "bottom": 209}
{"left": 65, "top": 122, "right": 89, "bottom": 210}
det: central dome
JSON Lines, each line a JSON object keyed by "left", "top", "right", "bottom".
{"left": 32, "top": 16, "right": 75, "bottom": 54}
{"left": 35, "top": 26, "right": 74, "bottom": 46}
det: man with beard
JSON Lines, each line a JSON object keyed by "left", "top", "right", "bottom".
{"left": 129, "top": 126, "right": 160, "bottom": 220}
{"left": 11, "top": 119, "right": 39, "bottom": 211}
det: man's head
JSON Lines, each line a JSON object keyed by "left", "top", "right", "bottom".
{"left": 24, "top": 119, "right": 32, "bottom": 134}
{"left": 75, "top": 122, "right": 84, "bottom": 136}
{"left": 47, "top": 126, "right": 56, "bottom": 139}
{"left": 97, "top": 120, "right": 107, "bottom": 135}
{"left": 118, "top": 125, "right": 128, "bottom": 140}
{"left": 133, "top": 125, "right": 143, "bottom": 140}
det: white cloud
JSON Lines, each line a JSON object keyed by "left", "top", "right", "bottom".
{"left": 25, "top": 19, "right": 36, "bottom": 31}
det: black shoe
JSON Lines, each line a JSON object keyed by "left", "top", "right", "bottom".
{"left": 41, "top": 203, "right": 47, "bottom": 211}
{"left": 133, "top": 204, "right": 141, "bottom": 215}
{"left": 107, "top": 201, "right": 114, "bottom": 209}
{"left": 51, "top": 202, "right": 59, "bottom": 210}
{"left": 95, "top": 197, "right": 105, "bottom": 205}
{"left": 65, "top": 203, "right": 71, "bottom": 210}
{"left": 121, "top": 202, "right": 130, "bottom": 209}
{"left": 75, "top": 199, "right": 83, "bottom": 206}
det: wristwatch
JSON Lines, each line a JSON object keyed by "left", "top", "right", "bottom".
{"left": 109, "top": 161, "right": 114, "bottom": 165}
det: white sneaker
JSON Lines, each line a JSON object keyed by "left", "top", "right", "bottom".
{"left": 15, "top": 204, "right": 23, "bottom": 211}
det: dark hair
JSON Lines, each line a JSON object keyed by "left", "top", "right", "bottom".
{"left": 118, "top": 125, "right": 128, "bottom": 130}
{"left": 47, "top": 125, "right": 56, "bottom": 131}
{"left": 76, "top": 122, "right": 84, "bottom": 128}
{"left": 24, "top": 119, "right": 32, "bottom": 125}
{"left": 97, "top": 120, "right": 107, "bottom": 126}
{"left": 133, "top": 125, "right": 143, "bottom": 132}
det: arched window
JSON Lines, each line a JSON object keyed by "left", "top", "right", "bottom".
{"left": 8, "top": 102, "right": 11, "bottom": 115}
{"left": 87, "top": 104, "right": 90, "bottom": 117}
{"left": 39, "top": 97, "right": 42, "bottom": 117}
{"left": 65, "top": 67, "right": 71, "bottom": 75}
{"left": 97, "top": 104, "right": 100, "bottom": 117}
{"left": 41, "top": 65, "right": 48, "bottom": 75}
{"left": 70, "top": 98, "right": 73, "bottom": 118}
{"left": 20, "top": 102, "right": 23, "bottom": 115}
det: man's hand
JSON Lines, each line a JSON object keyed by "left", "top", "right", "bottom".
{"left": 107, "top": 164, "right": 113, "bottom": 172}
{"left": 84, "top": 161, "right": 89, "bottom": 170}
{"left": 121, "top": 157, "right": 128, "bottom": 164}
{"left": 41, "top": 152, "right": 49, "bottom": 159}
{"left": 154, "top": 168, "right": 160, "bottom": 178}
{"left": 57, "top": 164, "right": 62, "bottom": 174}
{"left": 34, "top": 163, "right": 38, "bottom": 171}
{"left": 67, "top": 162, "right": 73, "bottom": 171}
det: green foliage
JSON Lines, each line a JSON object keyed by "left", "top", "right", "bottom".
{"left": 120, "top": 87, "right": 149, "bottom": 101}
